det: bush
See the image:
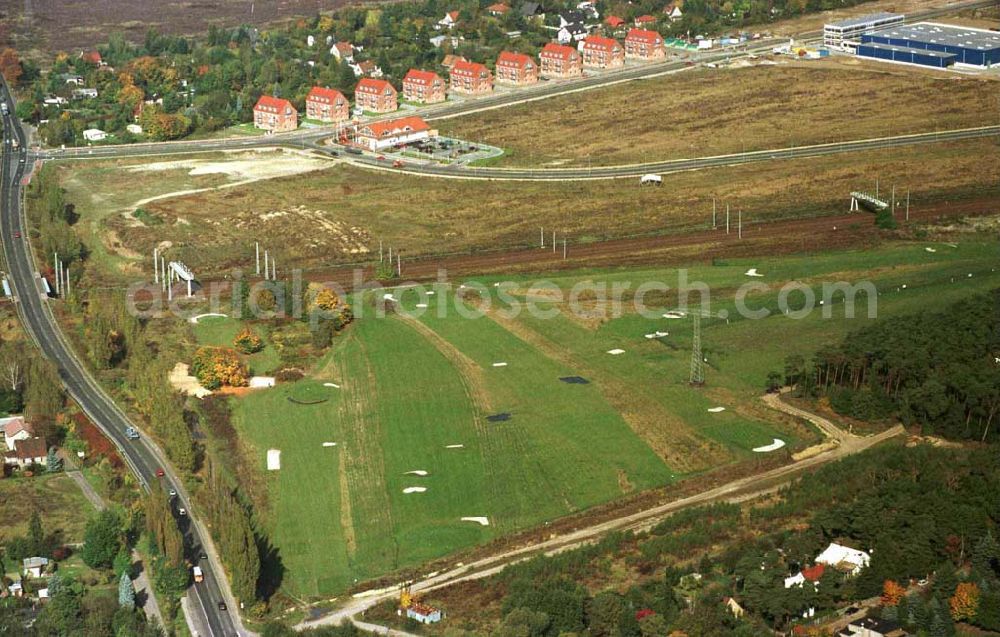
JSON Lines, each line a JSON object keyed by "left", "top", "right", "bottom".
{"left": 233, "top": 327, "right": 264, "bottom": 354}
{"left": 191, "top": 347, "right": 249, "bottom": 389}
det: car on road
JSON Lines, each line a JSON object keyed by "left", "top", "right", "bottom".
{"left": 168, "top": 488, "right": 177, "bottom": 498}
{"left": 376, "top": 155, "right": 386, "bottom": 161}
{"left": 200, "top": 552, "right": 208, "bottom": 561}
{"left": 13, "top": 231, "right": 21, "bottom": 239}
{"left": 193, "top": 565, "right": 204, "bottom": 583}
{"left": 392, "top": 159, "right": 404, "bottom": 168}
{"left": 178, "top": 507, "right": 187, "bottom": 516}
{"left": 156, "top": 468, "right": 165, "bottom": 477}
{"left": 124, "top": 426, "right": 139, "bottom": 439}
{"left": 218, "top": 601, "right": 227, "bottom": 611}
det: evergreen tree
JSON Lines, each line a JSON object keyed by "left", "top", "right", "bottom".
{"left": 27, "top": 510, "right": 45, "bottom": 557}
{"left": 118, "top": 571, "right": 136, "bottom": 609}
{"left": 46, "top": 446, "right": 62, "bottom": 472}
{"left": 82, "top": 509, "right": 124, "bottom": 570}
{"left": 972, "top": 531, "right": 1000, "bottom": 582}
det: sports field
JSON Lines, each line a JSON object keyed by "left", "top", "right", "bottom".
{"left": 227, "top": 236, "right": 1000, "bottom": 599}
{"left": 438, "top": 61, "right": 999, "bottom": 167}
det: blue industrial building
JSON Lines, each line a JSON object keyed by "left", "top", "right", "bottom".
{"left": 858, "top": 22, "right": 1000, "bottom": 68}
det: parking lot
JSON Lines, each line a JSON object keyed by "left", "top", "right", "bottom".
{"left": 395, "top": 136, "right": 503, "bottom": 165}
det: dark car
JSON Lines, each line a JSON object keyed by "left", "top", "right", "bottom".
{"left": 218, "top": 601, "right": 227, "bottom": 611}
{"left": 200, "top": 552, "right": 208, "bottom": 561}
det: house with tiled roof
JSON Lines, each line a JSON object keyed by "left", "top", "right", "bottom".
{"left": 605, "top": 15, "right": 625, "bottom": 29}
{"left": 331, "top": 41, "right": 354, "bottom": 62}
{"left": 663, "top": 3, "right": 683, "bottom": 21}
{"left": 441, "top": 54, "right": 467, "bottom": 70}
{"left": 351, "top": 60, "right": 383, "bottom": 78}
{"left": 80, "top": 50, "right": 103, "bottom": 66}
{"left": 625, "top": 28, "right": 666, "bottom": 59}
{"left": 253, "top": 96, "right": 298, "bottom": 132}
{"left": 449, "top": 60, "right": 493, "bottom": 96}
{"left": 438, "top": 10, "right": 461, "bottom": 29}
{"left": 306, "top": 87, "right": 349, "bottom": 123}
{"left": 784, "top": 563, "right": 825, "bottom": 589}
{"left": 539, "top": 43, "right": 583, "bottom": 78}
{"left": 403, "top": 69, "right": 446, "bottom": 104}
{"left": 354, "top": 78, "right": 398, "bottom": 113}
{"left": 581, "top": 35, "right": 624, "bottom": 68}
{"left": 496, "top": 51, "right": 539, "bottom": 85}
{"left": 634, "top": 14, "right": 656, "bottom": 27}
{"left": 487, "top": 3, "right": 510, "bottom": 16}
{"left": 5, "top": 437, "right": 48, "bottom": 469}
{"left": 355, "top": 116, "right": 433, "bottom": 151}
{"left": 2, "top": 417, "right": 31, "bottom": 452}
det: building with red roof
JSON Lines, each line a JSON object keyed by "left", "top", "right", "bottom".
{"left": 634, "top": 14, "right": 656, "bottom": 26}
{"left": 539, "top": 43, "right": 583, "bottom": 78}
{"left": 253, "top": 95, "right": 298, "bottom": 132}
{"left": 496, "top": 51, "right": 539, "bottom": 85}
{"left": 81, "top": 50, "right": 103, "bottom": 66}
{"left": 355, "top": 116, "right": 433, "bottom": 151}
{"left": 4, "top": 436, "right": 47, "bottom": 469}
{"left": 306, "top": 87, "right": 350, "bottom": 123}
{"left": 354, "top": 78, "right": 398, "bottom": 113}
{"left": 605, "top": 15, "right": 626, "bottom": 29}
{"left": 581, "top": 36, "right": 624, "bottom": 69}
{"left": 625, "top": 28, "right": 666, "bottom": 59}
{"left": 403, "top": 69, "right": 446, "bottom": 104}
{"left": 449, "top": 60, "right": 493, "bottom": 96}
{"left": 2, "top": 417, "right": 32, "bottom": 452}
{"left": 487, "top": 3, "right": 510, "bottom": 15}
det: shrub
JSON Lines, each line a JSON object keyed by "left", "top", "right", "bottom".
{"left": 191, "top": 347, "right": 249, "bottom": 389}
{"left": 233, "top": 327, "right": 264, "bottom": 354}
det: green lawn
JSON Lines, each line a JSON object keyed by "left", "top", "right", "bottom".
{"left": 191, "top": 316, "right": 282, "bottom": 375}
{"left": 0, "top": 473, "right": 96, "bottom": 544}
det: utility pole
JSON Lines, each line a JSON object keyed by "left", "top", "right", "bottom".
{"left": 875, "top": 177, "right": 879, "bottom": 200}
{"left": 891, "top": 185, "right": 895, "bottom": 215}
{"left": 540, "top": 227, "right": 544, "bottom": 248}
{"left": 726, "top": 203, "right": 730, "bottom": 235}
{"left": 738, "top": 209, "right": 742, "bottom": 239}
{"left": 379, "top": 240, "right": 383, "bottom": 263}
{"left": 154, "top": 247, "right": 159, "bottom": 283}
{"left": 689, "top": 314, "right": 704, "bottom": 386}
{"left": 552, "top": 230, "right": 556, "bottom": 252}
{"left": 53, "top": 253, "right": 59, "bottom": 295}
{"left": 563, "top": 238, "right": 567, "bottom": 260}
{"left": 905, "top": 188, "right": 910, "bottom": 221}
{"left": 271, "top": 258, "right": 276, "bottom": 281}
{"left": 255, "top": 242, "right": 260, "bottom": 275}
{"left": 712, "top": 198, "right": 717, "bottom": 229}
{"left": 264, "top": 250, "right": 269, "bottom": 281}
{"left": 397, "top": 253, "right": 401, "bottom": 277}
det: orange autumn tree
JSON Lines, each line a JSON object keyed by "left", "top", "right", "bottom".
{"left": 191, "top": 347, "right": 249, "bottom": 390}
{"left": 233, "top": 327, "right": 264, "bottom": 354}
{"left": 950, "top": 582, "right": 980, "bottom": 622}
{"left": 881, "top": 580, "right": 906, "bottom": 606}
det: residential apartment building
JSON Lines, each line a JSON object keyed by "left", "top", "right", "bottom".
{"left": 252, "top": 95, "right": 298, "bottom": 132}
{"left": 354, "top": 78, "right": 398, "bottom": 113}
{"left": 495, "top": 51, "right": 539, "bottom": 85}
{"left": 305, "top": 87, "right": 350, "bottom": 122}
{"left": 403, "top": 69, "right": 447, "bottom": 103}
{"left": 624, "top": 28, "right": 666, "bottom": 59}
{"left": 539, "top": 43, "right": 583, "bottom": 78}
{"left": 449, "top": 60, "right": 493, "bottom": 95}
{"left": 581, "top": 35, "right": 625, "bottom": 69}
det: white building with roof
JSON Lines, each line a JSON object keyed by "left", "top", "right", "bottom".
{"left": 815, "top": 543, "right": 870, "bottom": 575}
{"left": 824, "top": 12, "right": 904, "bottom": 51}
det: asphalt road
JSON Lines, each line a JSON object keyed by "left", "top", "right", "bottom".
{"left": 0, "top": 78, "right": 241, "bottom": 637}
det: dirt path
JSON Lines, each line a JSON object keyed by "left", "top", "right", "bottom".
{"left": 58, "top": 452, "right": 166, "bottom": 630}
{"left": 296, "top": 394, "right": 904, "bottom": 632}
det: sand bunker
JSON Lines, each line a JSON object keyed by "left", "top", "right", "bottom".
{"left": 404, "top": 470, "right": 429, "bottom": 476}
{"left": 745, "top": 268, "right": 764, "bottom": 277}
{"left": 168, "top": 362, "right": 212, "bottom": 398}
{"left": 403, "top": 487, "right": 427, "bottom": 494}
{"left": 644, "top": 331, "right": 669, "bottom": 339}
{"left": 492, "top": 362, "right": 508, "bottom": 367}
{"left": 445, "top": 444, "right": 464, "bottom": 449}
{"left": 266, "top": 449, "right": 281, "bottom": 471}
{"left": 189, "top": 313, "right": 228, "bottom": 324}
{"left": 707, "top": 407, "right": 726, "bottom": 413}
{"left": 323, "top": 382, "right": 341, "bottom": 388}
{"left": 753, "top": 438, "right": 786, "bottom": 453}
{"left": 461, "top": 517, "right": 490, "bottom": 526}
{"left": 249, "top": 377, "right": 275, "bottom": 388}
{"left": 663, "top": 311, "right": 686, "bottom": 319}
{"left": 607, "top": 349, "right": 626, "bottom": 355}
{"left": 925, "top": 247, "right": 937, "bottom": 253}
{"left": 415, "top": 303, "right": 428, "bottom": 308}
{"left": 322, "top": 442, "right": 338, "bottom": 447}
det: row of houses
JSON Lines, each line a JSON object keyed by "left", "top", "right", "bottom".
{"left": 253, "top": 28, "right": 667, "bottom": 132}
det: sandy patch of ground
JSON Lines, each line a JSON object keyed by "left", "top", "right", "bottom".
{"left": 168, "top": 363, "right": 212, "bottom": 398}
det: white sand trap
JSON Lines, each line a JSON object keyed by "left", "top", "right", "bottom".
{"left": 403, "top": 487, "right": 427, "bottom": 494}
{"left": 607, "top": 349, "right": 626, "bottom": 355}
{"left": 189, "top": 313, "right": 228, "bottom": 324}
{"left": 445, "top": 444, "right": 465, "bottom": 449}
{"left": 707, "top": 406, "right": 726, "bottom": 413}
{"left": 415, "top": 303, "right": 428, "bottom": 308}
{"left": 266, "top": 449, "right": 281, "bottom": 471}
{"left": 383, "top": 293, "right": 398, "bottom": 302}
{"left": 925, "top": 247, "right": 937, "bottom": 253}
{"left": 322, "top": 442, "right": 338, "bottom": 447}
{"left": 492, "top": 362, "right": 508, "bottom": 367}
{"left": 663, "top": 311, "right": 686, "bottom": 319}
{"left": 753, "top": 438, "right": 786, "bottom": 453}
{"left": 644, "top": 331, "right": 669, "bottom": 339}
{"left": 249, "top": 376, "right": 275, "bottom": 388}
{"left": 168, "top": 362, "right": 212, "bottom": 398}
{"left": 405, "top": 470, "right": 429, "bottom": 476}
{"left": 745, "top": 268, "right": 764, "bottom": 277}
{"left": 461, "top": 517, "right": 490, "bottom": 526}
{"left": 427, "top": 291, "right": 436, "bottom": 295}
{"left": 323, "top": 382, "right": 340, "bottom": 388}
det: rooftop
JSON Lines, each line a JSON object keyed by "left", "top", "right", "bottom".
{"left": 858, "top": 41, "right": 958, "bottom": 60}
{"left": 826, "top": 12, "right": 903, "bottom": 29}
{"left": 866, "top": 21, "right": 1000, "bottom": 51}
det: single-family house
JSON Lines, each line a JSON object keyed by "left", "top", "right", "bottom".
{"left": 71, "top": 87, "right": 98, "bottom": 99}
{"left": 354, "top": 78, "right": 398, "bottom": 113}
{"left": 252, "top": 96, "right": 298, "bottom": 132}
{"left": 605, "top": 15, "right": 625, "bottom": 29}
{"left": 351, "top": 60, "right": 383, "bottom": 78}
{"left": 441, "top": 54, "right": 467, "bottom": 70}
{"left": 663, "top": 4, "right": 683, "bottom": 22}
{"left": 487, "top": 3, "right": 510, "bottom": 16}
{"left": 559, "top": 11, "right": 586, "bottom": 28}
{"left": 43, "top": 95, "right": 67, "bottom": 106}
{"left": 406, "top": 603, "right": 442, "bottom": 624}
{"left": 634, "top": 14, "right": 656, "bottom": 27}
{"left": 815, "top": 543, "right": 870, "bottom": 576}
{"left": 438, "top": 10, "right": 461, "bottom": 29}
{"left": 355, "top": 116, "right": 433, "bottom": 151}
{"left": 723, "top": 597, "right": 745, "bottom": 618}
{"left": 558, "top": 22, "right": 589, "bottom": 44}
{"left": 625, "top": 28, "right": 666, "bottom": 59}
{"left": 449, "top": 60, "right": 493, "bottom": 95}
{"left": 495, "top": 51, "right": 539, "bottom": 85}
{"left": 23, "top": 557, "right": 49, "bottom": 579}
{"left": 539, "top": 42, "right": 583, "bottom": 78}
{"left": 6, "top": 580, "right": 23, "bottom": 597}
{"left": 5, "top": 437, "right": 47, "bottom": 468}
{"left": 784, "top": 564, "right": 825, "bottom": 589}
{"left": 331, "top": 41, "right": 355, "bottom": 62}
{"left": 838, "top": 617, "right": 907, "bottom": 637}
{"left": 81, "top": 50, "right": 103, "bottom": 66}
{"left": 403, "top": 69, "right": 446, "bottom": 104}
{"left": 577, "top": 1, "right": 599, "bottom": 20}
{"left": 2, "top": 417, "right": 31, "bottom": 452}
{"left": 82, "top": 129, "right": 108, "bottom": 142}
{"left": 126, "top": 124, "right": 143, "bottom": 135}
{"left": 306, "top": 87, "right": 350, "bottom": 122}
{"left": 581, "top": 35, "right": 624, "bottom": 68}
{"left": 519, "top": 2, "right": 545, "bottom": 19}
{"left": 59, "top": 74, "right": 84, "bottom": 86}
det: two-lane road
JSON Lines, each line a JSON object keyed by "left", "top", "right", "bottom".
{"left": 0, "top": 77, "right": 241, "bottom": 637}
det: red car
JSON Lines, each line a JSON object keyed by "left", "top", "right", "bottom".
{"left": 156, "top": 468, "right": 165, "bottom": 477}
{"left": 375, "top": 155, "right": 386, "bottom": 161}
{"left": 392, "top": 160, "right": 404, "bottom": 168}
{"left": 13, "top": 231, "right": 21, "bottom": 238}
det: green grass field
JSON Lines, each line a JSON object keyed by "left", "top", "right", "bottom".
{"left": 0, "top": 473, "right": 95, "bottom": 544}
{"left": 192, "top": 316, "right": 282, "bottom": 375}
{"left": 230, "top": 236, "right": 1000, "bottom": 600}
